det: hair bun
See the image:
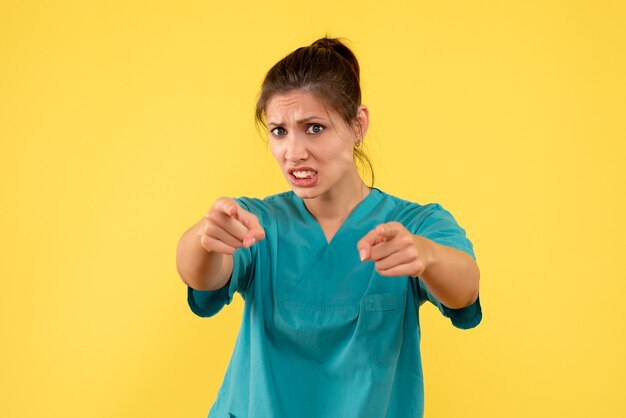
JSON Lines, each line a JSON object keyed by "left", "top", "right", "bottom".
{"left": 310, "top": 36, "right": 360, "bottom": 81}
{"left": 310, "top": 37, "right": 342, "bottom": 50}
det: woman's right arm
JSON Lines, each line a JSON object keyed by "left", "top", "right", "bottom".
{"left": 176, "top": 220, "right": 234, "bottom": 291}
{"left": 176, "top": 197, "right": 266, "bottom": 291}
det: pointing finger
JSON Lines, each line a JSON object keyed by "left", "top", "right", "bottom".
{"left": 230, "top": 205, "right": 266, "bottom": 247}
{"left": 369, "top": 240, "right": 400, "bottom": 262}
{"left": 208, "top": 197, "right": 266, "bottom": 248}
{"left": 376, "top": 222, "right": 402, "bottom": 241}
{"left": 205, "top": 207, "right": 248, "bottom": 241}
{"left": 357, "top": 229, "right": 383, "bottom": 261}
{"left": 202, "top": 220, "right": 244, "bottom": 249}
{"left": 242, "top": 222, "right": 266, "bottom": 248}
{"left": 211, "top": 197, "right": 240, "bottom": 218}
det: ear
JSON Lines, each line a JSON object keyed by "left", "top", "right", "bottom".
{"left": 353, "top": 105, "right": 370, "bottom": 141}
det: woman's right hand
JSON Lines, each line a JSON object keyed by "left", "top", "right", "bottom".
{"left": 198, "top": 197, "right": 266, "bottom": 255}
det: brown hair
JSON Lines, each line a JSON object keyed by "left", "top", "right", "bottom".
{"left": 255, "top": 36, "right": 374, "bottom": 186}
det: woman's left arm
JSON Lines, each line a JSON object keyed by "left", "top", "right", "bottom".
{"left": 357, "top": 222, "right": 480, "bottom": 309}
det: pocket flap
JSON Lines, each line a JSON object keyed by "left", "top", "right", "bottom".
{"left": 362, "top": 289, "right": 407, "bottom": 312}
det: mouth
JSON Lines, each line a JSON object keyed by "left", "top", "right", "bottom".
{"left": 289, "top": 169, "right": 317, "bottom": 179}
{"left": 288, "top": 168, "right": 318, "bottom": 187}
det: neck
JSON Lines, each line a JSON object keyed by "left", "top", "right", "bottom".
{"left": 303, "top": 170, "right": 370, "bottom": 223}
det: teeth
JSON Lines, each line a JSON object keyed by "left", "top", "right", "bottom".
{"left": 292, "top": 170, "right": 316, "bottom": 179}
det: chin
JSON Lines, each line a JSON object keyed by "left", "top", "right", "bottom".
{"left": 291, "top": 187, "right": 321, "bottom": 200}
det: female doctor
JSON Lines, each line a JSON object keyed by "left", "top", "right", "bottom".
{"left": 176, "top": 37, "right": 481, "bottom": 418}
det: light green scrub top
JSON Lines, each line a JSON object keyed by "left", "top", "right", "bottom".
{"left": 188, "top": 188, "right": 482, "bottom": 418}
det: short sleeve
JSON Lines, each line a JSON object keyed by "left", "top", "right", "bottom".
{"left": 186, "top": 198, "right": 256, "bottom": 318}
{"left": 417, "top": 203, "right": 476, "bottom": 260}
{"left": 415, "top": 279, "right": 482, "bottom": 329}
{"left": 412, "top": 203, "right": 482, "bottom": 329}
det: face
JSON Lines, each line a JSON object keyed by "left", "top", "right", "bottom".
{"left": 265, "top": 90, "right": 366, "bottom": 201}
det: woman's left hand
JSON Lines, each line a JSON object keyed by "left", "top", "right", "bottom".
{"left": 357, "top": 222, "right": 433, "bottom": 278}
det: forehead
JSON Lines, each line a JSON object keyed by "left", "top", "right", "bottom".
{"left": 265, "top": 90, "right": 330, "bottom": 120}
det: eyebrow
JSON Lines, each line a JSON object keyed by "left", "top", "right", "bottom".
{"left": 267, "top": 116, "right": 326, "bottom": 127}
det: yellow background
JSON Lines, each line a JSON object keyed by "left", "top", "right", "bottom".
{"left": 1, "top": 1, "right": 625, "bottom": 417}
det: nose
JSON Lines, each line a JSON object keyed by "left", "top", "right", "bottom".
{"left": 284, "top": 136, "right": 308, "bottom": 162}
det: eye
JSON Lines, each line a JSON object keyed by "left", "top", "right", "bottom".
{"left": 306, "top": 124, "right": 325, "bottom": 135}
{"left": 270, "top": 127, "right": 287, "bottom": 137}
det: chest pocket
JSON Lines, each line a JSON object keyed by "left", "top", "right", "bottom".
{"left": 360, "top": 289, "right": 408, "bottom": 368}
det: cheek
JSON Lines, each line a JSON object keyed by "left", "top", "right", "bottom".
{"left": 338, "top": 145, "right": 356, "bottom": 164}
{"left": 322, "top": 139, "right": 351, "bottom": 157}
{"left": 268, "top": 142, "right": 283, "bottom": 161}
{"left": 320, "top": 146, "right": 355, "bottom": 171}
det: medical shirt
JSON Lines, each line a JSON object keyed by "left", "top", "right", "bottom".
{"left": 188, "top": 188, "right": 482, "bottom": 418}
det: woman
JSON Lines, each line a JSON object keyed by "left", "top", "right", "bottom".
{"left": 176, "top": 37, "right": 481, "bottom": 418}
